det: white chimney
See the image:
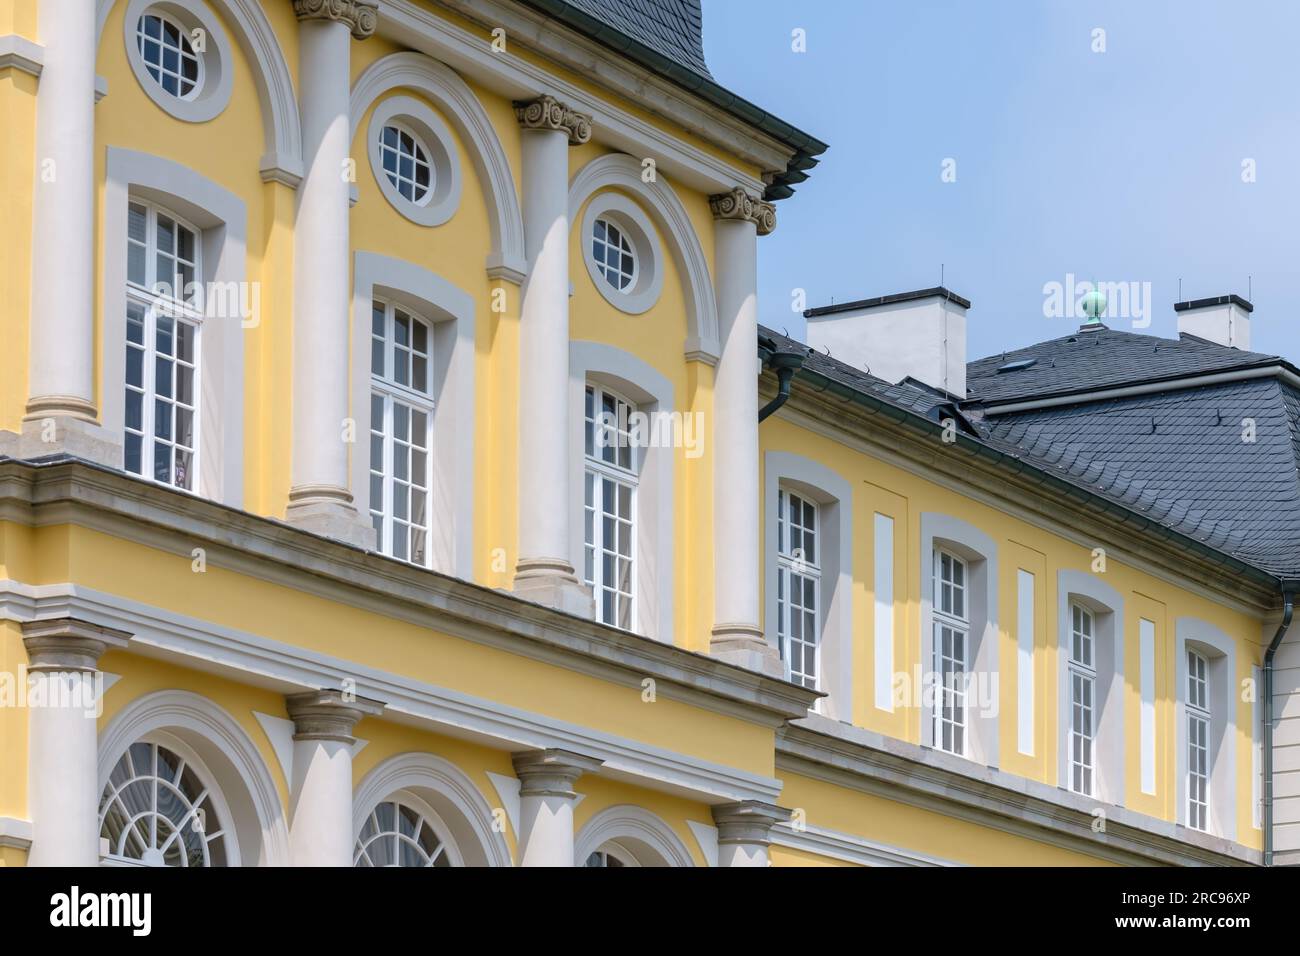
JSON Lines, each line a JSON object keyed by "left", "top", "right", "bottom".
{"left": 1175, "top": 294, "right": 1252, "bottom": 349}
{"left": 804, "top": 288, "right": 970, "bottom": 397}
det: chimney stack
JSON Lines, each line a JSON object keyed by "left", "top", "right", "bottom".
{"left": 804, "top": 287, "right": 971, "bottom": 398}
{"left": 1175, "top": 294, "right": 1252, "bottom": 349}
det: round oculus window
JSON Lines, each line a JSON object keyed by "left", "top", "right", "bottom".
{"left": 378, "top": 124, "right": 434, "bottom": 207}
{"left": 592, "top": 217, "right": 636, "bottom": 293}
{"left": 136, "top": 13, "right": 202, "bottom": 100}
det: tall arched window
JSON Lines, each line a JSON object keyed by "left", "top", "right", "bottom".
{"left": 777, "top": 488, "right": 820, "bottom": 690}
{"left": 124, "top": 199, "right": 202, "bottom": 491}
{"left": 584, "top": 383, "right": 638, "bottom": 630}
{"left": 98, "top": 738, "right": 234, "bottom": 866}
{"left": 369, "top": 298, "right": 434, "bottom": 566}
{"left": 1068, "top": 602, "right": 1097, "bottom": 796}
{"left": 932, "top": 548, "right": 969, "bottom": 756}
{"left": 1186, "top": 649, "right": 1211, "bottom": 831}
{"left": 353, "top": 794, "right": 461, "bottom": 867}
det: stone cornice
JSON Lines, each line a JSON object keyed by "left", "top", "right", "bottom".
{"left": 709, "top": 186, "right": 776, "bottom": 236}
{"left": 511, "top": 748, "right": 603, "bottom": 798}
{"left": 293, "top": 0, "right": 378, "bottom": 39}
{"left": 21, "top": 616, "right": 131, "bottom": 672}
{"left": 513, "top": 94, "right": 592, "bottom": 145}
{"left": 0, "top": 457, "right": 819, "bottom": 726}
{"left": 778, "top": 715, "right": 1258, "bottom": 867}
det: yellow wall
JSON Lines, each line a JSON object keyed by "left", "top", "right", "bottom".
{"left": 762, "top": 415, "right": 1266, "bottom": 847}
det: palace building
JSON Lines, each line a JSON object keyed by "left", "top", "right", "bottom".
{"left": 0, "top": 0, "right": 1297, "bottom": 867}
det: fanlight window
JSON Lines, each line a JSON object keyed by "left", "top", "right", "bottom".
{"left": 98, "top": 741, "right": 230, "bottom": 867}
{"left": 354, "top": 799, "right": 455, "bottom": 867}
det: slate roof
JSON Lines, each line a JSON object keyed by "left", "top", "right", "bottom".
{"left": 557, "top": 0, "right": 713, "bottom": 78}
{"left": 517, "top": 0, "right": 829, "bottom": 200}
{"left": 966, "top": 325, "right": 1286, "bottom": 405}
{"left": 760, "top": 323, "right": 1300, "bottom": 581}
{"left": 978, "top": 378, "right": 1300, "bottom": 577}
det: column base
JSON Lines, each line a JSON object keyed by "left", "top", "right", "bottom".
{"left": 285, "top": 485, "right": 376, "bottom": 550}
{"left": 14, "top": 412, "right": 122, "bottom": 469}
{"left": 710, "top": 623, "right": 785, "bottom": 678}
{"left": 513, "top": 558, "right": 595, "bottom": 618}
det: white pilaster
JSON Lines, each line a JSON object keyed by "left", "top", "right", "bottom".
{"left": 285, "top": 689, "right": 382, "bottom": 867}
{"left": 711, "top": 800, "right": 789, "bottom": 867}
{"left": 709, "top": 188, "right": 781, "bottom": 674}
{"left": 511, "top": 748, "right": 602, "bottom": 866}
{"left": 23, "top": 1, "right": 118, "bottom": 464}
{"left": 286, "top": 1, "right": 376, "bottom": 547}
{"left": 511, "top": 96, "right": 594, "bottom": 616}
{"left": 22, "top": 618, "right": 131, "bottom": 867}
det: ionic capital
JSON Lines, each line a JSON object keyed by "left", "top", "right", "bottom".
{"left": 292, "top": 0, "right": 378, "bottom": 39}
{"left": 710, "top": 800, "right": 791, "bottom": 846}
{"left": 709, "top": 186, "right": 776, "bottom": 236}
{"left": 513, "top": 94, "right": 593, "bottom": 145}
{"left": 512, "top": 748, "right": 603, "bottom": 798}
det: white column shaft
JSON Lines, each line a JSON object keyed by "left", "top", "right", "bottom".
{"left": 26, "top": 672, "right": 100, "bottom": 866}
{"left": 288, "top": 738, "right": 355, "bottom": 867}
{"left": 712, "top": 219, "right": 762, "bottom": 633}
{"left": 28, "top": 0, "right": 97, "bottom": 417}
{"left": 516, "top": 793, "right": 578, "bottom": 867}
{"left": 717, "top": 841, "right": 769, "bottom": 867}
{"left": 516, "top": 127, "right": 573, "bottom": 570}
{"left": 291, "top": 19, "right": 353, "bottom": 501}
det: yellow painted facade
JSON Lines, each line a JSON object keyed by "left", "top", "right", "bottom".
{"left": 0, "top": 0, "right": 1275, "bottom": 867}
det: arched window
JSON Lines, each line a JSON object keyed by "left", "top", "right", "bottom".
{"left": 584, "top": 382, "right": 638, "bottom": 630}
{"left": 583, "top": 844, "right": 638, "bottom": 867}
{"left": 777, "top": 488, "right": 820, "bottom": 690}
{"left": 353, "top": 794, "right": 461, "bottom": 867}
{"left": 1068, "top": 602, "right": 1097, "bottom": 796}
{"left": 124, "top": 199, "right": 202, "bottom": 491}
{"left": 1186, "top": 649, "right": 1211, "bottom": 831}
{"left": 932, "top": 548, "right": 969, "bottom": 755}
{"left": 98, "top": 738, "right": 235, "bottom": 867}
{"left": 369, "top": 298, "right": 435, "bottom": 566}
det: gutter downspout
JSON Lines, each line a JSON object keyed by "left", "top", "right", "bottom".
{"left": 759, "top": 349, "right": 806, "bottom": 422}
{"left": 1264, "top": 587, "right": 1295, "bottom": 866}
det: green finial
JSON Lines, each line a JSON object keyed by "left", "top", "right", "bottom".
{"left": 1080, "top": 287, "right": 1107, "bottom": 324}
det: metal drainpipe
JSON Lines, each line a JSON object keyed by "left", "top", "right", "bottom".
{"left": 1264, "top": 586, "right": 1295, "bottom": 866}
{"left": 758, "top": 350, "right": 806, "bottom": 422}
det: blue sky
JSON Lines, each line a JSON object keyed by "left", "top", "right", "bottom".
{"left": 702, "top": 0, "right": 1300, "bottom": 363}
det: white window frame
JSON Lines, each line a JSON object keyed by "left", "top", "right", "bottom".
{"left": 932, "top": 548, "right": 970, "bottom": 756}
{"left": 1174, "top": 618, "right": 1237, "bottom": 840}
{"left": 376, "top": 120, "right": 435, "bottom": 207}
{"left": 919, "top": 514, "right": 999, "bottom": 767}
{"left": 369, "top": 297, "right": 435, "bottom": 567}
{"left": 365, "top": 95, "right": 462, "bottom": 227}
{"left": 591, "top": 216, "right": 638, "bottom": 293}
{"left": 1068, "top": 602, "right": 1098, "bottom": 797}
{"left": 776, "top": 487, "right": 820, "bottom": 690}
{"left": 124, "top": 198, "right": 203, "bottom": 493}
{"left": 584, "top": 382, "right": 638, "bottom": 632}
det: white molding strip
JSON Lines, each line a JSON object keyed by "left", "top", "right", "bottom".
{"left": 1140, "top": 617, "right": 1156, "bottom": 795}
{"left": 0, "top": 580, "right": 782, "bottom": 806}
{"left": 771, "top": 821, "right": 956, "bottom": 867}
{"left": 1016, "top": 569, "right": 1034, "bottom": 756}
{"left": 872, "top": 512, "right": 894, "bottom": 712}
